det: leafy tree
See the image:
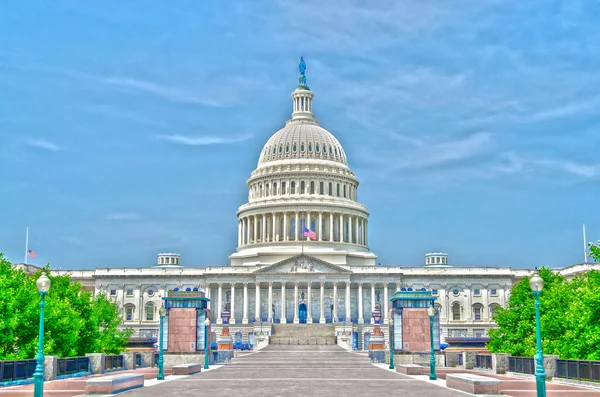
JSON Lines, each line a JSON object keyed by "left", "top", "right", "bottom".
{"left": 0, "top": 253, "right": 132, "bottom": 360}
{"left": 590, "top": 241, "right": 600, "bottom": 262}
{"left": 488, "top": 267, "right": 600, "bottom": 360}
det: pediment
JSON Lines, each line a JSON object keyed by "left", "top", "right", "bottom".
{"left": 254, "top": 254, "right": 352, "bottom": 275}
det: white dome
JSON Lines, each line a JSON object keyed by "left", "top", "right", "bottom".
{"left": 258, "top": 121, "right": 348, "bottom": 167}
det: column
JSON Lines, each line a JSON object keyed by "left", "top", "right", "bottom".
{"left": 361, "top": 218, "right": 365, "bottom": 245}
{"left": 355, "top": 217, "right": 359, "bottom": 245}
{"left": 262, "top": 214, "right": 266, "bottom": 243}
{"left": 204, "top": 284, "right": 211, "bottom": 311}
{"left": 439, "top": 288, "right": 447, "bottom": 321}
{"left": 242, "top": 218, "right": 247, "bottom": 245}
{"left": 370, "top": 283, "right": 375, "bottom": 324}
{"left": 272, "top": 213, "right": 276, "bottom": 242}
{"left": 307, "top": 283, "right": 313, "bottom": 324}
{"left": 217, "top": 283, "right": 223, "bottom": 324}
{"left": 345, "top": 282, "right": 351, "bottom": 322}
{"left": 230, "top": 284, "right": 236, "bottom": 324}
{"left": 283, "top": 212, "right": 288, "bottom": 241}
{"left": 349, "top": 216, "right": 353, "bottom": 244}
{"left": 482, "top": 287, "right": 489, "bottom": 321}
{"left": 465, "top": 288, "right": 472, "bottom": 321}
{"left": 294, "top": 211, "right": 299, "bottom": 241}
{"left": 242, "top": 282, "right": 249, "bottom": 324}
{"left": 255, "top": 282, "right": 261, "bottom": 322}
{"left": 318, "top": 212, "right": 323, "bottom": 241}
{"left": 307, "top": 211, "right": 311, "bottom": 233}
{"left": 358, "top": 283, "right": 364, "bottom": 324}
{"left": 396, "top": 283, "right": 401, "bottom": 292}
{"left": 333, "top": 283, "right": 338, "bottom": 322}
{"left": 383, "top": 283, "right": 389, "bottom": 324}
{"left": 238, "top": 220, "right": 242, "bottom": 246}
{"left": 329, "top": 213, "right": 334, "bottom": 242}
{"left": 293, "top": 282, "right": 299, "bottom": 323}
{"left": 253, "top": 216, "right": 258, "bottom": 244}
{"left": 339, "top": 213, "right": 343, "bottom": 242}
{"left": 268, "top": 282, "right": 273, "bottom": 322}
{"left": 281, "top": 283, "right": 287, "bottom": 324}
{"left": 365, "top": 220, "right": 368, "bottom": 246}
{"left": 319, "top": 282, "right": 326, "bottom": 323}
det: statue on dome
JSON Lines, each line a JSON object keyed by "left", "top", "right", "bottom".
{"left": 299, "top": 56, "right": 307, "bottom": 76}
{"left": 298, "top": 56, "right": 309, "bottom": 89}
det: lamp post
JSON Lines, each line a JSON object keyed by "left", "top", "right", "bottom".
{"left": 157, "top": 306, "right": 167, "bottom": 380}
{"left": 388, "top": 318, "right": 395, "bottom": 370}
{"left": 204, "top": 318, "right": 210, "bottom": 369}
{"left": 33, "top": 272, "right": 51, "bottom": 397}
{"left": 427, "top": 304, "right": 437, "bottom": 380}
{"left": 530, "top": 271, "right": 547, "bottom": 397}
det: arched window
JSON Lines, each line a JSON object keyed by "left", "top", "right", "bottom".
{"left": 282, "top": 181, "right": 286, "bottom": 195}
{"left": 452, "top": 302, "right": 461, "bottom": 321}
{"left": 319, "top": 181, "right": 324, "bottom": 195}
{"left": 146, "top": 302, "right": 155, "bottom": 321}
{"left": 301, "top": 143, "right": 305, "bottom": 151}
{"left": 343, "top": 185, "right": 347, "bottom": 198}
{"left": 273, "top": 182, "right": 277, "bottom": 195}
{"left": 293, "top": 143, "right": 297, "bottom": 152}
{"left": 279, "top": 145, "right": 283, "bottom": 153}
{"left": 335, "top": 148, "right": 338, "bottom": 155}
{"left": 272, "top": 146, "right": 276, "bottom": 154}
{"left": 286, "top": 144, "right": 290, "bottom": 153}
{"left": 265, "top": 183, "right": 270, "bottom": 196}
{"left": 259, "top": 184, "right": 263, "bottom": 197}
{"left": 328, "top": 182, "right": 333, "bottom": 195}
{"left": 125, "top": 304, "right": 135, "bottom": 321}
{"left": 300, "top": 181, "right": 305, "bottom": 194}
{"left": 316, "top": 145, "right": 320, "bottom": 153}
{"left": 329, "top": 146, "right": 333, "bottom": 154}
{"left": 308, "top": 143, "right": 312, "bottom": 152}
{"left": 310, "top": 181, "right": 315, "bottom": 194}
{"left": 473, "top": 303, "right": 483, "bottom": 321}
{"left": 337, "top": 183, "right": 340, "bottom": 197}
{"left": 291, "top": 181, "right": 296, "bottom": 194}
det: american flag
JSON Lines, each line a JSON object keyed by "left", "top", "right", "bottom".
{"left": 27, "top": 249, "right": 38, "bottom": 259}
{"left": 303, "top": 227, "right": 316, "bottom": 240}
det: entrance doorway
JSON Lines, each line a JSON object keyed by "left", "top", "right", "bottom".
{"left": 298, "top": 303, "right": 308, "bottom": 323}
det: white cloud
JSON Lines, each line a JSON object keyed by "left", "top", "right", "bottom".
{"left": 156, "top": 134, "right": 252, "bottom": 146}
{"left": 26, "top": 138, "right": 62, "bottom": 152}
{"left": 105, "top": 213, "right": 142, "bottom": 221}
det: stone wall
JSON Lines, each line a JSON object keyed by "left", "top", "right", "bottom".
{"left": 163, "top": 352, "right": 206, "bottom": 367}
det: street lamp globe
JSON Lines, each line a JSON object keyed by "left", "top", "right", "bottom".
{"left": 427, "top": 305, "right": 436, "bottom": 317}
{"left": 159, "top": 306, "right": 167, "bottom": 317}
{"left": 204, "top": 318, "right": 210, "bottom": 326}
{"left": 530, "top": 272, "right": 544, "bottom": 292}
{"left": 36, "top": 273, "right": 51, "bottom": 293}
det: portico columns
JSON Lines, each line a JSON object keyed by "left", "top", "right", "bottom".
{"left": 283, "top": 213, "right": 288, "bottom": 241}
{"left": 358, "top": 283, "right": 364, "bottom": 324}
{"left": 383, "top": 283, "right": 389, "bottom": 324}
{"left": 255, "top": 282, "right": 261, "bottom": 322}
{"left": 349, "top": 216, "right": 353, "bottom": 244}
{"left": 272, "top": 213, "right": 276, "bottom": 242}
{"left": 319, "top": 282, "right": 326, "bottom": 323}
{"left": 293, "top": 282, "right": 299, "bottom": 323}
{"left": 217, "top": 283, "right": 223, "bottom": 324}
{"left": 238, "top": 220, "right": 242, "bottom": 246}
{"left": 295, "top": 211, "right": 299, "bottom": 240}
{"left": 262, "top": 214, "right": 266, "bottom": 243}
{"left": 281, "top": 283, "right": 287, "bottom": 323}
{"left": 345, "top": 282, "right": 351, "bottom": 322}
{"left": 318, "top": 212, "right": 323, "bottom": 241}
{"left": 307, "top": 283, "right": 313, "bottom": 324}
{"left": 242, "top": 283, "right": 249, "bottom": 324}
{"left": 329, "top": 213, "right": 334, "bottom": 242}
{"left": 370, "top": 283, "right": 375, "bottom": 324}
{"left": 253, "top": 217, "right": 257, "bottom": 244}
{"left": 230, "top": 284, "right": 236, "bottom": 324}
{"left": 333, "top": 283, "right": 338, "bottom": 322}
{"left": 268, "top": 282, "right": 273, "bottom": 322}
{"left": 339, "top": 213, "right": 343, "bottom": 242}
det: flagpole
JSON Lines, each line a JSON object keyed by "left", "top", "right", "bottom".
{"left": 583, "top": 223, "right": 589, "bottom": 263}
{"left": 25, "top": 226, "right": 29, "bottom": 264}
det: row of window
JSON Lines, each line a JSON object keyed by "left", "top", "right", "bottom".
{"left": 159, "top": 257, "right": 179, "bottom": 265}
{"left": 109, "top": 288, "right": 155, "bottom": 297}
{"left": 426, "top": 256, "right": 448, "bottom": 265}
{"left": 448, "top": 302, "right": 500, "bottom": 321}
{"left": 431, "top": 288, "right": 499, "bottom": 297}
{"left": 251, "top": 180, "right": 357, "bottom": 200}
{"left": 124, "top": 302, "right": 156, "bottom": 321}
{"left": 263, "top": 141, "right": 343, "bottom": 159}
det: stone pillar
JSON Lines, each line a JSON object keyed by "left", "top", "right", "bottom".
{"left": 491, "top": 353, "right": 510, "bottom": 374}
{"left": 293, "top": 282, "right": 299, "bottom": 323}
{"left": 465, "top": 288, "right": 472, "bottom": 321}
{"left": 86, "top": 353, "right": 106, "bottom": 375}
{"left": 283, "top": 212, "right": 288, "bottom": 241}
{"left": 230, "top": 284, "right": 236, "bottom": 324}
{"left": 272, "top": 213, "right": 276, "bottom": 242}
{"left": 253, "top": 216, "right": 258, "bottom": 244}
{"left": 294, "top": 211, "right": 299, "bottom": 241}
{"left": 307, "top": 283, "right": 313, "bottom": 323}
{"left": 242, "top": 282, "right": 249, "bottom": 324}
{"left": 543, "top": 354, "right": 560, "bottom": 379}
{"left": 205, "top": 284, "right": 211, "bottom": 311}
{"left": 365, "top": 220, "right": 368, "bottom": 246}
{"left": 333, "top": 283, "right": 338, "bottom": 322}
{"left": 349, "top": 216, "right": 353, "bottom": 243}
{"left": 255, "top": 282, "right": 261, "bottom": 321}
{"left": 482, "top": 287, "right": 489, "bottom": 320}
{"left": 318, "top": 212, "right": 323, "bottom": 241}
{"left": 338, "top": 213, "right": 343, "bottom": 242}
{"left": 370, "top": 283, "right": 376, "bottom": 324}
{"left": 358, "top": 283, "right": 364, "bottom": 324}
{"left": 281, "top": 283, "right": 287, "bottom": 323}
{"left": 319, "top": 282, "right": 326, "bottom": 323}
{"left": 217, "top": 283, "right": 223, "bottom": 324}
{"left": 383, "top": 283, "right": 389, "bottom": 324}
{"left": 307, "top": 211, "right": 311, "bottom": 233}
{"left": 262, "top": 214, "right": 266, "bottom": 243}
{"left": 329, "top": 213, "right": 334, "bottom": 242}
{"left": 345, "top": 282, "right": 351, "bottom": 322}
{"left": 44, "top": 356, "right": 58, "bottom": 380}
{"left": 238, "top": 220, "right": 242, "bottom": 246}
{"left": 268, "top": 282, "right": 273, "bottom": 322}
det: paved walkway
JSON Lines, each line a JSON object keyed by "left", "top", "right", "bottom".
{"left": 122, "top": 346, "right": 468, "bottom": 397}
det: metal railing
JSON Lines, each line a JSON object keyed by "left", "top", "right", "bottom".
{"left": 57, "top": 357, "right": 90, "bottom": 375}
{"left": 508, "top": 356, "right": 535, "bottom": 375}
{"left": 556, "top": 359, "right": 600, "bottom": 382}
{"left": 105, "top": 355, "right": 124, "bottom": 371}
{"left": 476, "top": 354, "right": 492, "bottom": 369}
{"left": 0, "top": 360, "right": 37, "bottom": 382}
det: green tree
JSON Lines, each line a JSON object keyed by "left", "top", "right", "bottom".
{"left": 0, "top": 253, "right": 132, "bottom": 360}
{"left": 488, "top": 267, "right": 600, "bottom": 360}
{"left": 590, "top": 241, "right": 600, "bottom": 262}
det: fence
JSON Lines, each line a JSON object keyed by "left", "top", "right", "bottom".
{"left": 0, "top": 360, "right": 37, "bottom": 382}
{"left": 556, "top": 359, "right": 600, "bottom": 382}
{"left": 105, "top": 355, "right": 124, "bottom": 371}
{"left": 508, "top": 356, "right": 535, "bottom": 375}
{"left": 476, "top": 354, "right": 492, "bottom": 369}
{"left": 57, "top": 357, "right": 90, "bottom": 375}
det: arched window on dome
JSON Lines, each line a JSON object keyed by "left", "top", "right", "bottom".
{"left": 336, "top": 183, "right": 340, "bottom": 197}
{"left": 310, "top": 181, "right": 315, "bottom": 194}
{"left": 282, "top": 181, "right": 286, "bottom": 195}
{"left": 293, "top": 143, "right": 297, "bottom": 152}
{"left": 265, "top": 183, "right": 269, "bottom": 197}
{"left": 319, "top": 181, "right": 324, "bottom": 195}
{"left": 300, "top": 181, "right": 305, "bottom": 194}
{"left": 328, "top": 182, "right": 332, "bottom": 195}
{"left": 291, "top": 181, "right": 296, "bottom": 194}
{"left": 259, "top": 184, "right": 263, "bottom": 198}
{"left": 279, "top": 145, "right": 283, "bottom": 153}
{"left": 329, "top": 146, "right": 333, "bottom": 154}
{"left": 308, "top": 143, "right": 312, "bottom": 152}
{"left": 301, "top": 143, "right": 305, "bottom": 152}
{"left": 316, "top": 145, "right": 320, "bottom": 153}
{"left": 335, "top": 148, "right": 338, "bottom": 156}
{"left": 343, "top": 185, "right": 347, "bottom": 198}
{"left": 286, "top": 144, "right": 290, "bottom": 153}
{"left": 273, "top": 182, "right": 277, "bottom": 196}
{"left": 272, "top": 146, "right": 276, "bottom": 154}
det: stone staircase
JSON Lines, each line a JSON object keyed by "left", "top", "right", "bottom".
{"left": 270, "top": 324, "right": 336, "bottom": 345}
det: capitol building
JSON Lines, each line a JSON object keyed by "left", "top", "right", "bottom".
{"left": 48, "top": 60, "right": 597, "bottom": 348}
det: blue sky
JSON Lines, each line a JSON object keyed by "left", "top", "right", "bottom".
{"left": 1, "top": 1, "right": 599, "bottom": 269}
